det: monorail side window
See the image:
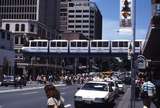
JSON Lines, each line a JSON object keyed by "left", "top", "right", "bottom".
{"left": 112, "top": 42, "right": 118, "bottom": 47}
{"left": 43, "top": 42, "right": 47, "bottom": 47}
{"left": 124, "top": 42, "right": 128, "bottom": 47}
{"left": 31, "top": 42, "right": 36, "bottom": 47}
{"left": 71, "top": 42, "right": 76, "bottom": 47}
{"left": 51, "top": 42, "right": 56, "bottom": 47}
{"left": 91, "top": 42, "right": 96, "bottom": 47}
{"left": 62, "top": 42, "right": 67, "bottom": 47}
{"left": 119, "top": 42, "right": 123, "bottom": 47}
{"left": 38, "top": 42, "right": 42, "bottom": 47}
{"left": 57, "top": 42, "right": 61, "bottom": 47}
{"left": 103, "top": 42, "right": 108, "bottom": 47}
{"left": 82, "top": 42, "right": 87, "bottom": 47}
{"left": 77, "top": 42, "right": 81, "bottom": 47}
{"left": 135, "top": 41, "right": 140, "bottom": 47}
{"left": 98, "top": 42, "right": 102, "bottom": 47}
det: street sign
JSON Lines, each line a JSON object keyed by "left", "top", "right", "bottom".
{"left": 137, "top": 55, "right": 146, "bottom": 69}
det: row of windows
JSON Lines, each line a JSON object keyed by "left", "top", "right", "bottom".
{"left": 0, "top": 0, "right": 37, "bottom": 6}
{"left": 68, "top": 10, "right": 90, "bottom": 13}
{"left": 5, "top": 23, "right": 35, "bottom": 32}
{"left": 0, "top": 7, "right": 37, "bottom": 13}
{"left": 69, "top": 20, "right": 90, "bottom": 23}
{"left": 15, "top": 36, "right": 24, "bottom": 45}
{"left": 69, "top": 15, "right": 90, "bottom": 18}
{"left": 30, "top": 42, "right": 68, "bottom": 47}
{"left": 91, "top": 42, "right": 109, "bottom": 47}
{"left": 0, "top": 13, "right": 37, "bottom": 19}
{"left": 68, "top": 25, "right": 94, "bottom": 28}
{"left": 0, "top": 31, "right": 11, "bottom": 40}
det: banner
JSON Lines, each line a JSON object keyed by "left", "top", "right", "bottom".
{"left": 119, "top": 0, "right": 132, "bottom": 33}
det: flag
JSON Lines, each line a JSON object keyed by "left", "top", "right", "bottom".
{"left": 119, "top": 0, "right": 133, "bottom": 33}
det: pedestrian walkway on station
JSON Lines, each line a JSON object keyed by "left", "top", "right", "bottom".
{"left": 117, "top": 87, "right": 156, "bottom": 108}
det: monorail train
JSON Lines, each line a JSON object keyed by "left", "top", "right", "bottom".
{"left": 22, "top": 39, "right": 144, "bottom": 54}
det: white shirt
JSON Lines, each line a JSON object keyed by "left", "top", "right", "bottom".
{"left": 47, "top": 97, "right": 57, "bottom": 106}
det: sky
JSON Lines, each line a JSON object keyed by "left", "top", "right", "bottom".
{"left": 91, "top": 0, "right": 152, "bottom": 40}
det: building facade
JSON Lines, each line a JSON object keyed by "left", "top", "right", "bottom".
{"left": 0, "top": 0, "right": 58, "bottom": 74}
{"left": 0, "top": 29, "right": 15, "bottom": 81}
{"left": 58, "top": 0, "right": 102, "bottom": 39}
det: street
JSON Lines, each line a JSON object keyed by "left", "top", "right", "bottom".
{"left": 0, "top": 84, "right": 127, "bottom": 108}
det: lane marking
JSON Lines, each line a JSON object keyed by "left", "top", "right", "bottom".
{"left": 22, "top": 91, "right": 39, "bottom": 95}
{"left": 64, "top": 104, "right": 71, "bottom": 108}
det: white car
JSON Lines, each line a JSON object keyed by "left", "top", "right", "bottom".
{"left": 74, "top": 81, "right": 115, "bottom": 108}
{"left": 116, "top": 80, "right": 125, "bottom": 93}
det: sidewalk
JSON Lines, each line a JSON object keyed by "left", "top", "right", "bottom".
{"left": 117, "top": 87, "right": 157, "bottom": 108}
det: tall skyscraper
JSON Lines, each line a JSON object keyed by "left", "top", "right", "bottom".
{"left": 58, "top": 0, "right": 102, "bottom": 39}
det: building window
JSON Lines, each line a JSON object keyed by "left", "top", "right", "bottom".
{"left": 69, "top": 3, "right": 74, "bottom": 7}
{"left": 76, "top": 25, "right": 81, "bottom": 28}
{"left": 30, "top": 24, "right": 34, "bottom": 32}
{"left": 68, "top": 25, "right": 74, "bottom": 28}
{"left": 7, "top": 33, "right": 10, "bottom": 40}
{"left": 15, "top": 37, "right": 19, "bottom": 44}
{"left": 69, "top": 10, "right": 74, "bottom": 13}
{"left": 76, "top": 20, "right": 82, "bottom": 23}
{"left": 69, "top": 20, "right": 74, "bottom": 23}
{"left": 1, "top": 31, "right": 5, "bottom": 39}
{"left": 21, "top": 24, "right": 25, "bottom": 31}
{"left": 69, "top": 15, "right": 74, "bottom": 18}
{"left": 15, "top": 24, "right": 19, "bottom": 31}
{"left": 6, "top": 24, "right": 10, "bottom": 31}
{"left": 20, "top": 37, "right": 24, "bottom": 44}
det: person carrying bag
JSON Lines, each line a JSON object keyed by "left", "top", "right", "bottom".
{"left": 141, "top": 77, "right": 156, "bottom": 108}
{"left": 44, "top": 84, "right": 64, "bottom": 108}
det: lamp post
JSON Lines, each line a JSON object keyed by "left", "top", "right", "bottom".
{"left": 131, "top": 0, "right": 136, "bottom": 108}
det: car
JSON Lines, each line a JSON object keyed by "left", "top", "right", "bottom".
{"left": 2, "top": 75, "right": 27, "bottom": 87}
{"left": 74, "top": 81, "right": 115, "bottom": 108}
{"left": 2, "top": 75, "right": 15, "bottom": 86}
{"left": 115, "top": 80, "right": 125, "bottom": 93}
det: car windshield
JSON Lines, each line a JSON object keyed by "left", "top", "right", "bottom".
{"left": 81, "top": 83, "right": 108, "bottom": 91}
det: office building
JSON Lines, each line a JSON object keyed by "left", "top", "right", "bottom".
{"left": 59, "top": 0, "right": 102, "bottom": 39}
{"left": 0, "top": 0, "right": 58, "bottom": 74}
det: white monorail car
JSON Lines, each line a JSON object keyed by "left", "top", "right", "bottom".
{"left": 49, "top": 40, "right": 68, "bottom": 53}
{"left": 69, "top": 40, "right": 89, "bottom": 53}
{"left": 111, "top": 40, "right": 130, "bottom": 53}
{"left": 134, "top": 40, "right": 144, "bottom": 53}
{"left": 22, "top": 40, "right": 48, "bottom": 53}
{"left": 90, "top": 40, "right": 110, "bottom": 53}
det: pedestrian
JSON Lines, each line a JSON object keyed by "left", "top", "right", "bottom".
{"left": 44, "top": 83, "right": 64, "bottom": 108}
{"left": 141, "top": 77, "right": 156, "bottom": 108}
